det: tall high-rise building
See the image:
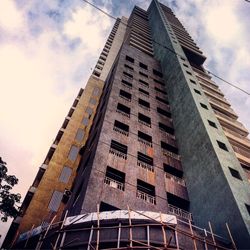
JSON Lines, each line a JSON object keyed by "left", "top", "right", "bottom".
{"left": 3, "top": 0, "right": 250, "bottom": 249}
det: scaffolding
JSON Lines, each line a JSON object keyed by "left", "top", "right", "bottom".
{"left": 15, "top": 206, "right": 236, "bottom": 250}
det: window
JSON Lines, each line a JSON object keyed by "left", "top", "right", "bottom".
{"left": 217, "top": 141, "right": 228, "bottom": 151}
{"left": 245, "top": 204, "right": 250, "bottom": 216}
{"left": 119, "top": 89, "right": 131, "bottom": 102}
{"left": 54, "top": 130, "right": 63, "bottom": 145}
{"left": 194, "top": 89, "right": 201, "bottom": 95}
{"left": 200, "top": 103, "right": 208, "bottom": 110}
{"left": 157, "top": 107, "right": 171, "bottom": 118}
{"left": 75, "top": 128, "right": 85, "bottom": 142}
{"left": 48, "top": 191, "right": 63, "bottom": 212}
{"left": 138, "top": 131, "right": 152, "bottom": 147}
{"left": 104, "top": 166, "right": 125, "bottom": 191}
{"left": 68, "top": 108, "right": 74, "bottom": 117}
{"left": 93, "top": 87, "right": 100, "bottom": 96}
{"left": 183, "top": 63, "right": 189, "bottom": 68}
{"left": 139, "top": 62, "right": 148, "bottom": 70}
{"left": 139, "top": 79, "right": 149, "bottom": 88}
{"left": 137, "top": 179, "right": 156, "bottom": 204}
{"left": 156, "top": 96, "right": 169, "bottom": 105}
{"left": 44, "top": 147, "right": 55, "bottom": 164}
{"left": 89, "top": 98, "right": 97, "bottom": 105}
{"left": 68, "top": 145, "right": 79, "bottom": 161}
{"left": 153, "top": 69, "right": 163, "bottom": 78}
{"left": 121, "top": 79, "right": 132, "bottom": 89}
{"left": 161, "top": 141, "right": 178, "bottom": 154}
{"left": 155, "top": 87, "right": 167, "bottom": 95}
{"left": 139, "top": 88, "right": 149, "bottom": 97}
{"left": 82, "top": 117, "right": 89, "bottom": 126}
{"left": 167, "top": 193, "right": 190, "bottom": 213}
{"left": 113, "top": 120, "right": 129, "bottom": 136}
{"left": 159, "top": 122, "right": 174, "bottom": 135}
{"left": 109, "top": 140, "right": 128, "bottom": 159}
{"left": 228, "top": 167, "right": 242, "bottom": 180}
{"left": 138, "top": 113, "right": 151, "bottom": 127}
{"left": 93, "top": 71, "right": 100, "bottom": 77}
{"left": 116, "top": 103, "right": 130, "bottom": 117}
{"left": 164, "top": 163, "right": 183, "bottom": 178}
{"left": 139, "top": 71, "right": 148, "bottom": 78}
{"left": 59, "top": 166, "right": 72, "bottom": 183}
{"left": 154, "top": 79, "right": 165, "bottom": 86}
{"left": 124, "top": 64, "right": 134, "bottom": 71}
{"left": 73, "top": 99, "right": 78, "bottom": 107}
{"left": 208, "top": 120, "right": 217, "bottom": 128}
{"left": 123, "top": 71, "right": 133, "bottom": 79}
{"left": 86, "top": 107, "right": 93, "bottom": 115}
{"left": 125, "top": 55, "right": 134, "bottom": 63}
{"left": 190, "top": 79, "right": 196, "bottom": 84}
{"left": 77, "top": 88, "right": 84, "bottom": 97}
{"left": 186, "top": 71, "right": 192, "bottom": 76}
{"left": 138, "top": 98, "right": 150, "bottom": 110}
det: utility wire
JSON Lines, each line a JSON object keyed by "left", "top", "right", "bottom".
{"left": 81, "top": 0, "right": 250, "bottom": 96}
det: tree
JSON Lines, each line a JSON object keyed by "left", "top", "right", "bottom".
{"left": 0, "top": 157, "right": 21, "bottom": 222}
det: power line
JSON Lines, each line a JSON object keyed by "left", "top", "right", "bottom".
{"left": 81, "top": 0, "right": 250, "bottom": 96}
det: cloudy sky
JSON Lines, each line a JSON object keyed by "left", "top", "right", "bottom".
{"left": 0, "top": 0, "right": 249, "bottom": 244}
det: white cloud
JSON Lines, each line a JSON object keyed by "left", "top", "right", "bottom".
{"left": 0, "top": 0, "right": 24, "bottom": 30}
{"left": 63, "top": 5, "right": 112, "bottom": 50}
{"left": 0, "top": 1, "right": 113, "bottom": 245}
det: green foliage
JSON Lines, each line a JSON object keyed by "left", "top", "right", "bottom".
{"left": 0, "top": 157, "right": 21, "bottom": 222}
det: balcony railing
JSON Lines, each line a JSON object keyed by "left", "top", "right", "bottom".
{"left": 168, "top": 204, "right": 192, "bottom": 221}
{"left": 165, "top": 173, "right": 186, "bottom": 186}
{"left": 138, "top": 119, "right": 151, "bottom": 128}
{"left": 137, "top": 160, "right": 154, "bottom": 172}
{"left": 109, "top": 148, "right": 127, "bottom": 160}
{"left": 121, "top": 81, "right": 132, "bottom": 90}
{"left": 138, "top": 138, "right": 152, "bottom": 147}
{"left": 104, "top": 176, "right": 124, "bottom": 191}
{"left": 162, "top": 149, "right": 181, "bottom": 160}
{"left": 139, "top": 103, "right": 150, "bottom": 111}
{"left": 113, "top": 126, "right": 129, "bottom": 136}
{"left": 116, "top": 109, "right": 130, "bottom": 118}
{"left": 159, "top": 128, "right": 175, "bottom": 139}
{"left": 137, "top": 190, "right": 156, "bottom": 204}
{"left": 119, "top": 95, "right": 131, "bottom": 102}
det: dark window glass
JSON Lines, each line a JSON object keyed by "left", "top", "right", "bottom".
{"left": 153, "top": 69, "right": 163, "bottom": 78}
{"left": 208, "top": 120, "right": 217, "bottom": 128}
{"left": 125, "top": 55, "right": 134, "bottom": 63}
{"left": 229, "top": 167, "right": 242, "bottom": 180}
{"left": 139, "top": 62, "right": 148, "bottom": 70}
{"left": 200, "top": 103, "right": 208, "bottom": 109}
{"left": 157, "top": 107, "right": 171, "bottom": 118}
{"left": 155, "top": 87, "right": 167, "bottom": 95}
{"left": 217, "top": 141, "right": 228, "bottom": 151}
{"left": 119, "top": 89, "right": 131, "bottom": 101}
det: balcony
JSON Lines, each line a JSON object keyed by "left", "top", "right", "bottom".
{"left": 139, "top": 103, "right": 150, "bottom": 111}
{"left": 113, "top": 126, "right": 129, "bottom": 136}
{"left": 137, "top": 160, "right": 154, "bottom": 172}
{"left": 136, "top": 190, "right": 156, "bottom": 204}
{"left": 138, "top": 137, "right": 152, "bottom": 147}
{"left": 104, "top": 176, "right": 124, "bottom": 191}
{"left": 165, "top": 173, "right": 186, "bottom": 186}
{"left": 168, "top": 204, "right": 192, "bottom": 221}
{"left": 116, "top": 108, "right": 130, "bottom": 118}
{"left": 138, "top": 119, "right": 151, "bottom": 128}
{"left": 163, "top": 149, "right": 181, "bottom": 160}
{"left": 109, "top": 148, "right": 127, "bottom": 160}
